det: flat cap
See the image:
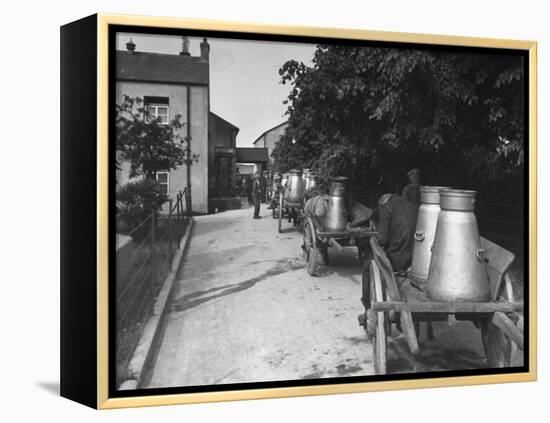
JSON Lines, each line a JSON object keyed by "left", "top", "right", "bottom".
{"left": 407, "top": 168, "right": 420, "bottom": 178}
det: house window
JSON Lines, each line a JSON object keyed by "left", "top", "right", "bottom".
{"left": 156, "top": 171, "right": 169, "bottom": 196}
{"left": 144, "top": 96, "right": 169, "bottom": 125}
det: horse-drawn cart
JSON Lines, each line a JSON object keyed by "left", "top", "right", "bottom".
{"left": 272, "top": 169, "right": 306, "bottom": 233}
{"left": 275, "top": 193, "right": 303, "bottom": 233}
{"left": 359, "top": 236, "right": 524, "bottom": 374}
{"left": 302, "top": 216, "right": 377, "bottom": 276}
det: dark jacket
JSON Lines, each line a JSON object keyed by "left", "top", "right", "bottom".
{"left": 376, "top": 195, "right": 418, "bottom": 272}
{"left": 252, "top": 178, "right": 262, "bottom": 198}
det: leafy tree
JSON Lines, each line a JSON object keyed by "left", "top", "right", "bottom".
{"left": 116, "top": 95, "right": 198, "bottom": 179}
{"left": 273, "top": 45, "right": 524, "bottom": 194}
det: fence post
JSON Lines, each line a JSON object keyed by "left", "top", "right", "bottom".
{"left": 176, "top": 191, "right": 181, "bottom": 221}
{"left": 168, "top": 199, "right": 173, "bottom": 261}
{"left": 151, "top": 210, "right": 156, "bottom": 288}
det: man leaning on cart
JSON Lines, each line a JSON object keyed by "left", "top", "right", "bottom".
{"left": 374, "top": 193, "right": 418, "bottom": 273}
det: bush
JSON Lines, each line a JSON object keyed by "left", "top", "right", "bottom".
{"left": 116, "top": 179, "right": 168, "bottom": 237}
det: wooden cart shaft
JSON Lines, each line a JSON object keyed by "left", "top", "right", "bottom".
{"left": 372, "top": 300, "right": 523, "bottom": 313}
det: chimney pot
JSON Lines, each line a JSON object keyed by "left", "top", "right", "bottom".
{"left": 180, "top": 36, "right": 190, "bottom": 56}
{"left": 200, "top": 38, "right": 210, "bottom": 61}
{"left": 126, "top": 38, "right": 136, "bottom": 53}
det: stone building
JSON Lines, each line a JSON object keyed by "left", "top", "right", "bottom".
{"left": 208, "top": 112, "right": 241, "bottom": 211}
{"left": 252, "top": 121, "right": 288, "bottom": 169}
{"left": 115, "top": 37, "right": 240, "bottom": 213}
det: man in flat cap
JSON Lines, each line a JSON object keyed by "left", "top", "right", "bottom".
{"left": 251, "top": 172, "right": 262, "bottom": 219}
{"left": 402, "top": 168, "right": 421, "bottom": 206}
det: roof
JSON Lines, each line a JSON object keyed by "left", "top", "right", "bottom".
{"left": 209, "top": 111, "right": 239, "bottom": 133}
{"left": 116, "top": 51, "right": 209, "bottom": 85}
{"left": 236, "top": 147, "right": 269, "bottom": 163}
{"left": 252, "top": 121, "right": 288, "bottom": 145}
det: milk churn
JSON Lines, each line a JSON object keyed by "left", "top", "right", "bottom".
{"left": 302, "top": 168, "right": 311, "bottom": 190}
{"left": 306, "top": 171, "right": 319, "bottom": 191}
{"left": 286, "top": 169, "right": 305, "bottom": 203}
{"left": 281, "top": 173, "right": 289, "bottom": 188}
{"left": 427, "top": 189, "right": 489, "bottom": 302}
{"left": 324, "top": 177, "right": 349, "bottom": 232}
{"left": 410, "top": 186, "right": 450, "bottom": 283}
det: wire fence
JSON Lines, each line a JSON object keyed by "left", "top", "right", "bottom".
{"left": 116, "top": 189, "right": 191, "bottom": 381}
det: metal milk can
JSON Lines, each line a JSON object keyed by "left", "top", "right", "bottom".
{"left": 427, "top": 189, "right": 490, "bottom": 302}
{"left": 324, "top": 177, "right": 349, "bottom": 232}
{"left": 306, "top": 171, "right": 319, "bottom": 191}
{"left": 285, "top": 169, "right": 305, "bottom": 203}
{"left": 302, "top": 168, "right": 311, "bottom": 190}
{"left": 281, "top": 173, "right": 289, "bottom": 188}
{"left": 410, "top": 186, "right": 449, "bottom": 283}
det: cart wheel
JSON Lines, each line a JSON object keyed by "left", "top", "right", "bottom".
{"left": 481, "top": 319, "right": 511, "bottom": 368}
{"left": 361, "top": 260, "right": 371, "bottom": 309}
{"left": 305, "top": 218, "right": 320, "bottom": 276}
{"left": 370, "top": 260, "right": 387, "bottom": 374}
{"left": 278, "top": 193, "right": 283, "bottom": 233}
{"left": 302, "top": 219, "right": 312, "bottom": 257}
{"left": 357, "top": 243, "right": 372, "bottom": 268}
{"left": 481, "top": 276, "right": 519, "bottom": 368}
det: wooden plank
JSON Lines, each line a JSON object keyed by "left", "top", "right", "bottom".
{"left": 317, "top": 230, "right": 377, "bottom": 238}
{"left": 381, "top": 269, "right": 402, "bottom": 302}
{"left": 492, "top": 311, "right": 524, "bottom": 349}
{"left": 480, "top": 237, "right": 515, "bottom": 301}
{"left": 372, "top": 301, "right": 523, "bottom": 313}
{"left": 328, "top": 237, "right": 344, "bottom": 251}
{"left": 400, "top": 310, "right": 419, "bottom": 355}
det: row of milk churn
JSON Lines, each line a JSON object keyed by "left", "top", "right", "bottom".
{"left": 283, "top": 168, "right": 320, "bottom": 203}
{"left": 284, "top": 169, "right": 350, "bottom": 233}
{"left": 410, "top": 187, "right": 490, "bottom": 302}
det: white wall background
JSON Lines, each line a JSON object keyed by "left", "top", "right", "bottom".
{"left": 0, "top": 0, "right": 546, "bottom": 421}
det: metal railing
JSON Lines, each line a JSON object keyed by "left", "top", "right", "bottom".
{"left": 116, "top": 189, "right": 190, "bottom": 379}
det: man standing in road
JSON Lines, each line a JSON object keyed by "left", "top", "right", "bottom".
{"left": 375, "top": 193, "right": 418, "bottom": 272}
{"left": 402, "top": 168, "right": 421, "bottom": 206}
{"left": 252, "top": 172, "right": 262, "bottom": 219}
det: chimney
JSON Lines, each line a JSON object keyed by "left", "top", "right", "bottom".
{"left": 126, "top": 38, "right": 136, "bottom": 53}
{"left": 200, "top": 38, "right": 210, "bottom": 61}
{"left": 179, "top": 36, "right": 190, "bottom": 56}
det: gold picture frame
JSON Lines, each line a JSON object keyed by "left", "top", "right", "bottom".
{"left": 61, "top": 13, "right": 537, "bottom": 409}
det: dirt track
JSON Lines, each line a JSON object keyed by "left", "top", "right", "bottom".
{"left": 147, "top": 204, "right": 513, "bottom": 389}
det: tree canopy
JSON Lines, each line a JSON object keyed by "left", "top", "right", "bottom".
{"left": 115, "top": 95, "right": 195, "bottom": 179}
{"left": 272, "top": 45, "right": 525, "bottom": 194}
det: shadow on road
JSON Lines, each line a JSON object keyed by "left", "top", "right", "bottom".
{"left": 387, "top": 335, "right": 487, "bottom": 374}
{"left": 172, "top": 258, "right": 304, "bottom": 312}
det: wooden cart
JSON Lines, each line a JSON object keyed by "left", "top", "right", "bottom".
{"left": 302, "top": 216, "right": 377, "bottom": 276}
{"left": 274, "top": 191, "right": 303, "bottom": 233}
{"left": 359, "top": 236, "right": 524, "bottom": 374}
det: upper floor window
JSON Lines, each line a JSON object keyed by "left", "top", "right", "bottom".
{"left": 156, "top": 171, "right": 169, "bottom": 196}
{"left": 144, "top": 96, "right": 169, "bottom": 125}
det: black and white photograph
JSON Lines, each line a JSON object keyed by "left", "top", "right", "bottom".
{"left": 112, "top": 28, "right": 527, "bottom": 393}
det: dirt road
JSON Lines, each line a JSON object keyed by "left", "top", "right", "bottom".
{"left": 147, "top": 204, "right": 493, "bottom": 388}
